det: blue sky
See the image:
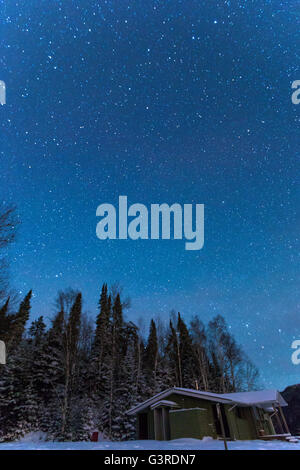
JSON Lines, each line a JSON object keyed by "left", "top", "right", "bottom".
{"left": 1, "top": 0, "right": 300, "bottom": 390}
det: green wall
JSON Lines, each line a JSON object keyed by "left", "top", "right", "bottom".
{"left": 225, "top": 406, "right": 257, "bottom": 440}
{"left": 169, "top": 408, "right": 217, "bottom": 440}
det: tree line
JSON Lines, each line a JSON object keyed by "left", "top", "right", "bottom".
{"left": 0, "top": 283, "right": 259, "bottom": 442}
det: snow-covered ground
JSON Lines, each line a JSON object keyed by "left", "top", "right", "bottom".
{"left": 0, "top": 434, "right": 300, "bottom": 450}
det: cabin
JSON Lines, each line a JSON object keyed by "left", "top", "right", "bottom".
{"left": 127, "top": 387, "right": 290, "bottom": 441}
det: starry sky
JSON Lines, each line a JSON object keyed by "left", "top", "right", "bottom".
{"left": 1, "top": 0, "right": 299, "bottom": 390}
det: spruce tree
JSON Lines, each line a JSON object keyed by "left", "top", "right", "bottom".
{"left": 60, "top": 293, "right": 82, "bottom": 438}
{"left": 165, "top": 320, "right": 182, "bottom": 387}
{"left": 92, "top": 284, "right": 111, "bottom": 378}
{"left": 41, "top": 310, "right": 65, "bottom": 438}
{"left": 68, "top": 293, "right": 82, "bottom": 359}
{"left": 29, "top": 316, "right": 46, "bottom": 347}
{"left": 107, "top": 294, "right": 124, "bottom": 438}
{"left": 144, "top": 319, "right": 158, "bottom": 392}
{"left": 0, "top": 284, "right": 260, "bottom": 441}
{"left": 8, "top": 290, "right": 32, "bottom": 350}
{"left": 0, "top": 297, "right": 11, "bottom": 342}
{"left": 177, "top": 313, "right": 196, "bottom": 388}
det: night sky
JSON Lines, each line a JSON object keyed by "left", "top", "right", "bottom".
{"left": 1, "top": 1, "right": 299, "bottom": 390}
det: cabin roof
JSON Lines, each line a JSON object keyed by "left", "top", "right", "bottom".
{"left": 150, "top": 400, "right": 179, "bottom": 409}
{"left": 221, "top": 390, "right": 287, "bottom": 407}
{"left": 127, "top": 387, "right": 287, "bottom": 415}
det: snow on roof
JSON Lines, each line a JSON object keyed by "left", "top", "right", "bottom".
{"left": 174, "top": 387, "right": 232, "bottom": 401}
{"left": 220, "top": 390, "right": 288, "bottom": 407}
{"left": 128, "top": 387, "right": 234, "bottom": 415}
{"left": 169, "top": 407, "right": 207, "bottom": 413}
{"left": 151, "top": 400, "right": 179, "bottom": 409}
{"left": 127, "top": 387, "right": 287, "bottom": 415}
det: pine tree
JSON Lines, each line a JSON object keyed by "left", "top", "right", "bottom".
{"left": 8, "top": 290, "right": 32, "bottom": 350}
{"left": 68, "top": 293, "right": 82, "bottom": 360}
{"left": 144, "top": 319, "right": 158, "bottom": 392}
{"left": 94, "top": 284, "right": 108, "bottom": 350}
{"left": 0, "top": 297, "right": 11, "bottom": 342}
{"left": 92, "top": 284, "right": 111, "bottom": 384}
{"left": 27, "top": 316, "right": 53, "bottom": 432}
{"left": 60, "top": 292, "right": 82, "bottom": 439}
{"left": 40, "top": 317, "right": 65, "bottom": 439}
{"left": 0, "top": 341, "right": 39, "bottom": 440}
{"left": 111, "top": 323, "right": 140, "bottom": 440}
{"left": 107, "top": 293, "right": 124, "bottom": 438}
{"left": 0, "top": 354, "right": 18, "bottom": 441}
{"left": 177, "top": 313, "right": 196, "bottom": 388}
{"left": 165, "top": 320, "right": 182, "bottom": 387}
{"left": 0, "top": 283, "right": 260, "bottom": 442}
{"left": 144, "top": 319, "right": 158, "bottom": 372}
{"left": 29, "top": 316, "right": 46, "bottom": 346}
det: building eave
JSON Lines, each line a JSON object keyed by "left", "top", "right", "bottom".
{"left": 127, "top": 387, "right": 288, "bottom": 415}
{"left": 127, "top": 387, "right": 232, "bottom": 415}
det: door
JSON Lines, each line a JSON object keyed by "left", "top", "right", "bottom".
{"left": 154, "top": 407, "right": 171, "bottom": 440}
{"left": 139, "top": 413, "right": 149, "bottom": 439}
{"left": 154, "top": 408, "right": 164, "bottom": 440}
{"left": 212, "top": 404, "right": 231, "bottom": 438}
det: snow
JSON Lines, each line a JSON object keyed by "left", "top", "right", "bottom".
{"left": 128, "top": 387, "right": 287, "bottom": 415}
{"left": 151, "top": 400, "right": 179, "bottom": 409}
{"left": 221, "top": 390, "right": 288, "bottom": 407}
{"left": 0, "top": 437, "right": 300, "bottom": 450}
{"left": 170, "top": 407, "right": 207, "bottom": 413}
{"left": 18, "top": 431, "right": 47, "bottom": 443}
{"left": 128, "top": 388, "right": 231, "bottom": 414}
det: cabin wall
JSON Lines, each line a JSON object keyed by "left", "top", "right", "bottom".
{"left": 168, "top": 394, "right": 218, "bottom": 439}
{"left": 137, "top": 393, "right": 273, "bottom": 441}
{"left": 169, "top": 408, "right": 217, "bottom": 440}
{"left": 225, "top": 406, "right": 257, "bottom": 440}
{"left": 166, "top": 393, "right": 213, "bottom": 410}
{"left": 141, "top": 394, "right": 218, "bottom": 440}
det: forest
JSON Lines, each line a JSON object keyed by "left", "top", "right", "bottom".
{"left": 0, "top": 283, "right": 259, "bottom": 442}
